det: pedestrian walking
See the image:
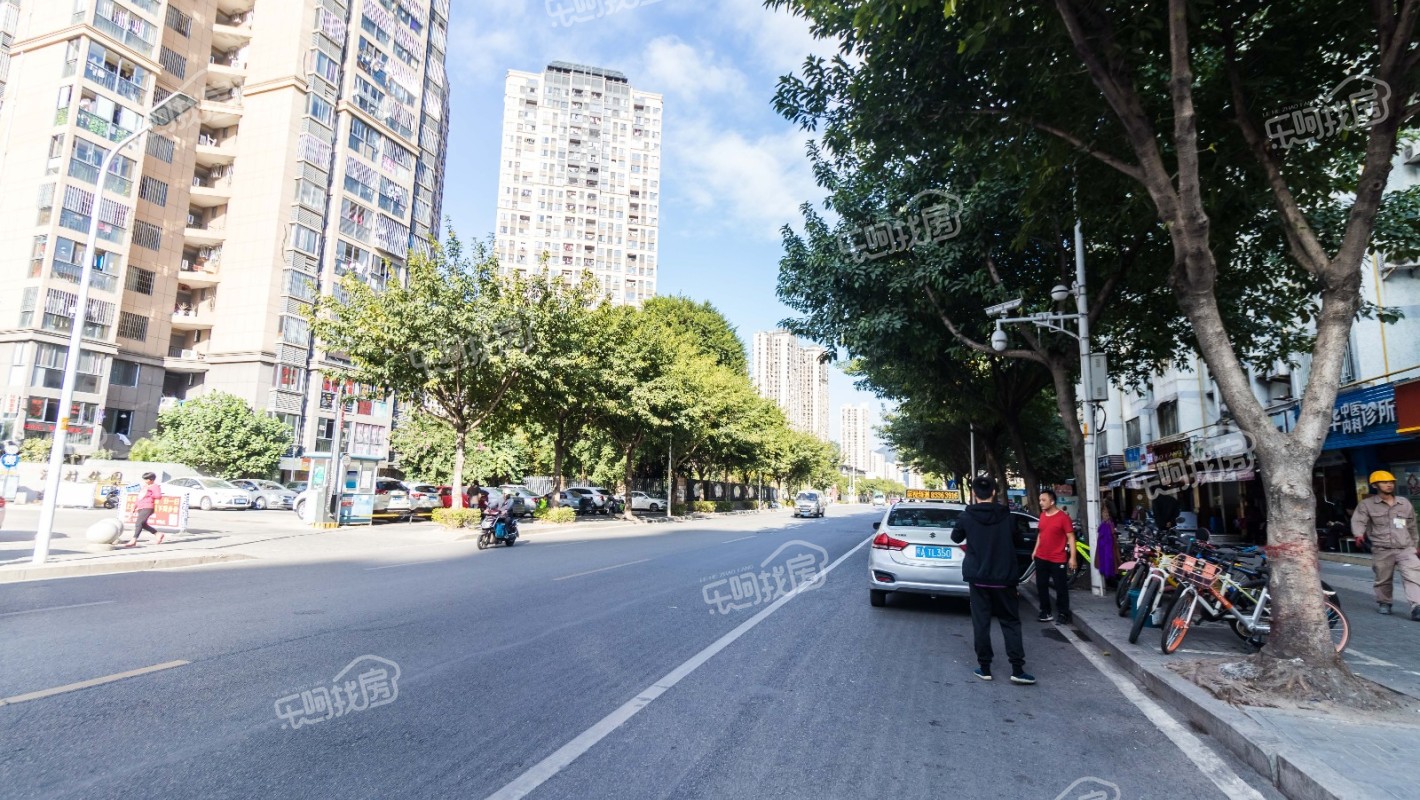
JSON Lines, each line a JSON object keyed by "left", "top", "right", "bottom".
{"left": 1032, "top": 488, "right": 1076, "bottom": 624}
{"left": 1352, "top": 470, "right": 1420, "bottom": 619}
{"left": 122, "top": 472, "right": 162, "bottom": 547}
{"left": 950, "top": 476, "right": 1034, "bottom": 685}
{"left": 1095, "top": 504, "right": 1118, "bottom": 582}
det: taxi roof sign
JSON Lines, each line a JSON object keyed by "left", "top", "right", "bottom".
{"left": 905, "top": 489, "right": 963, "bottom": 502}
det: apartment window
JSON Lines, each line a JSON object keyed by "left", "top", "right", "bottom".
{"left": 378, "top": 177, "right": 407, "bottom": 217}
{"left": 117, "top": 311, "right": 148, "bottom": 341}
{"left": 103, "top": 408, "right": 134, "bottom": 436}
{"left": 33, "top": 342, "right": 105, "bottom": 393}
{"left": 47, "top": 134, "right": 64, "bottom": 173}
{"left": 42, "top": 289, "right": 114, "bottom": 339}
{"left": 290, "top": 224, "right": 321, "bottom": 255}
{"left": 37, "top": 182, "right": 55, "bottom": 225}
{"left": 1156, "top": 401, "right": 1179, "bottom": 439}
{"left": 285, "top": 270, "right": 318, "bottom": 303}
{"left": 308, "top": 94, "right": 335, "bottom": 127}
{"left": 310, "top": 51, "right": 339, "bottom": 83}
{"left": 146, "top": 133, "right": 175, "bottom": 163}
{"left": 338, "top": 199, "right": 371, "bottom": 241}
{"left": 139, "top": 176, "right": 168, "bottom": 206}
{"left": 165, "top": 6, "right": 191, "bottom": 36}
{"left": 348, "top": 118, "right": 381, "bottom": 160}
{"left": 296, "top": 178, "right": 327, "bottom": 212}
{"left": 1125, "top": 417, "right": 1141, "bottom": 448}
{"left": 360, "top": 12, "right": 390, "bottom": 45}
{"left": 18, "top": 287, "right": 38, "bottom": 327}
{"left": 132, "top": 220, "right": 162, "bottom": 251}
{"left": 125, "top": 266, "right": 155, "bottom": 295}
{"left": 278, "top": 314, "right": 310, "bottom": 346}
{"left": 274, "top": 364, "right": 306, "bottom": 392}
{"left": 159, "top": 46, "right": 187, "bottom": 78}
{"left": 353, "top": 76, "right": 384, "bottom": 116}
{"left": 343, "top": 162, "right": 376, "bottom": 203}
{"left": 110, "top": 359, "right": 141, "bottom": 387}
{"left": 335, "top": 239, "right": 369, "bottom": 274}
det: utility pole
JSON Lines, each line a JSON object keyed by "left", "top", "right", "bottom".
{"left": 666, "top": 439, "right": 673, "bottom": 515}
{"left": 1075, "top": 218, "right": 1103, "bottom": 597}
{"left": 317, "top": 380, "right": 346, "bottom": 528}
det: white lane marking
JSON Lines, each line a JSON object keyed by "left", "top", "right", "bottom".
{"left": 1179, "top": 649, "right": 1236, "bottom": 657}
{"left": 0, "top": 600, "right": 115, "bottom": 618}
{"left": 721, "top": 536, "right": 754, "bottom": 544}
{"left": 364, "top": 560, "right": 442, "bottom": 572}
{"left": 1345, "top": 648, "right": 1399, "bottom": 668}
{"left": 0, "top": 660, "right": 190, "bottom": 707}
{"left": 551, "top": 559, "right": 652, "bottom": 582}
{"left": 486, "top": 536, "right": 872, "bottom": 800}
{"left": 1064, "top": 634, "right": 1267, "bottom": 799}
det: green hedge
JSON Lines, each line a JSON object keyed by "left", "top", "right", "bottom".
{"left": 692, "top": 501, "right": 717, "bottom": 514}
{"left": 713, "top": 500, "right": 733, "bottom": 513}
{"left": 671, "top": 503, "right": 688, "bottom": 516}
{"left": 432, "top": 508, "right": 480, "bottom": 529}
{"left": 535, "top": 506, "right": 577, "bottom": 524}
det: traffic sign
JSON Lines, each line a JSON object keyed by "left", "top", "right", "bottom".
{"left": 1, "top": 453, "right": 19, "bottom": 469}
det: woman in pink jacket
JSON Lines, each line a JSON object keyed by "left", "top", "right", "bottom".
{"left": 124, "top": 472, "right": 163, "bottom": 547}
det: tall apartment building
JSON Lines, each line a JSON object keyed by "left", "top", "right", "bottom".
{"left": 493, "top": 62, "right": 662, "bottom": 306}
{"left": 0, "top": 0, "right": 451, "bottom": 474}
{"left": 752, "top": 329, "right": 828, "bottom": 439}
{"left": 840, "top": 402, "right": 871, "bottom": 474}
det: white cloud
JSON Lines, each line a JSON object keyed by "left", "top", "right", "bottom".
{"left": 671, "top": 122, "right": 820, "bottom": 239}
{"left": 637, "top": 36, "right": 748, "bottom": 98}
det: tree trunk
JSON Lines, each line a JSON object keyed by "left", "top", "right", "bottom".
{"left": 551, "top": 416, "right": 567, "bottom": 508}
{"left": 622, "top": 440, "right": 641, "bottom": 522}
{"left": 1047, "top": 358, "right": 1088, "bottom": 504}
{"left": 1001, "top": 409, "right": 1042, "bottom": 515}
{"left": 982, "top": 439, "right": 1008, "bottom": 506}
{"left": 451, "top": 427, "right": 467, "bottom": 511}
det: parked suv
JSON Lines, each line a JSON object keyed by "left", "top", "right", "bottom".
{"left": 565, "top": 487, "right": 607, "bottom": 515}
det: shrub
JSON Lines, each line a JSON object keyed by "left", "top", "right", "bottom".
{"left": 432, "top": 508, "right": 480, "bottom": 529}
{"left": 128, "top": 437, "right": 164, "bottom": 462}
{"left": 713, "top": 500, "right": 733, "bottom": 513}
{"left": 692, "top": 501, "right": 717, "bottom": 514}
{"left": 671, "top": 503, "right": 688, "bottom": 516}
{"left": 535, "top": 506, "right": 577, "bottom": 524}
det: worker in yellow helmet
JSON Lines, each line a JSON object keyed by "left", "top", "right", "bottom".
{"left": 1352, "top": 470, "right": 1420, "bottom": 618}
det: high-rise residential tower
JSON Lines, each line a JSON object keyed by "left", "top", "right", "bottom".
{"left": 840, "top": 402, "right": 871, "bottom": 474}
{"left": 752, "top": 329, "right": 828, "bottom": 439}
{"left": 493, "top": 62, "right": 662, "bottom": 306}
{"left": 0, "top": 0, "right": 451, "bottom": 476}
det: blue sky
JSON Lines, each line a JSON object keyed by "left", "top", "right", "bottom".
{"left": 442, "top": 0, "right": 885, "bottom": 446}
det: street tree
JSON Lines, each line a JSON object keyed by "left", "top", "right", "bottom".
{"left": 768, "top": 0, "right": 1420, "bottom": 702}
{"left": 152, "top": 392, "right": 291, "bottom": 479}
{"left": 310, "top": 234, "right": 540, "bottom": 510}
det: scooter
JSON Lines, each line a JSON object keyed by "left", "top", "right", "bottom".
{"left": 101, "top": 486, "right": 121, "bottom": 510}
{"left": 477, "top": 510, "right": 519, "bottom": 549}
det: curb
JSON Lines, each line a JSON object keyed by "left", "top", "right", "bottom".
{"left": 0, "top": 552, "right": 253, "bottom": 584}
{"left": 1318, "top": 552, "right": 1371, "bottom": 567}
{"left": 1067, "top": 602, "right": 1373, "bottom": 800}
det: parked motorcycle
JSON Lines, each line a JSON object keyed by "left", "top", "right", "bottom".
{"left": 477, "top": 510, "right": 520, "bottom": 549}
{"left": 101, "top": 486, "right": 121, "bottom": 510}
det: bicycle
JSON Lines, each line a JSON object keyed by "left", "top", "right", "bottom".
{"left": 1160, "top": 554, "right": 1349, "bottom": 655}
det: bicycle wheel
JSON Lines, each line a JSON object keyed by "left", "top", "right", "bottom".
{"left": 1325, "top": 600, "right": 1350, "bottom": 653}
{"left": 1115, "top": 564, "right": 1141, "bottom": 614}
{"left": 1161, "top": 587, "right": 1197, "bottom": 655}
{"left": 1128, "top": 579, "right": 1160, "bottom": 644}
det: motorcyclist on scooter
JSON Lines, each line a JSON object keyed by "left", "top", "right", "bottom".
{"left": 493, "top": 492, "right": 520, "bottom": 537}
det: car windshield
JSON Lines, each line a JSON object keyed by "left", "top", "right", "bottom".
{"left": 796, "top": 493, "right": 817, "bottom": 502}
{"left": 887, "top": 507, "right": 962, "bottom": 528}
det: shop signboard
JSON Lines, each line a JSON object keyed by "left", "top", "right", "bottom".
{"left": 1124, "top": 446, "right": 1144, "bottom": 471}
{"left": 1318, "top": 383, "right": 1404, "bottom": 451}
{"left": 1146, "top": 438, "right": 1191, "bottom": 466}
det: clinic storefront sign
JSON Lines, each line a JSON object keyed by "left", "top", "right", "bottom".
{"left": 1318, "top": 383, "right": 1405, "bottom": 451}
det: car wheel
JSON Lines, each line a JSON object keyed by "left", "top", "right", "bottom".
{"left": 200, "top": 496, "right": 213, "bottom": 511}
{"left": 255, "top": 497, "right": 267, "bottom": 510}
{"left": 295, "top": 499, "right": 307, "bottom": 518}
{"left": 870, "top": 589, "right": 888, "bottom": 607}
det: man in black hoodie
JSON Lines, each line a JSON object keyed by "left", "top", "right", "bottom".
{"left": 951, "top": 476, "right": 1034, "bottom": 684}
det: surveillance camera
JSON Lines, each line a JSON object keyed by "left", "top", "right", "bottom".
{"left": 991, "top": 328, "right": 1008, "bottom": 352}
{"left": 1051, "top": 284, "right": 1071, "bottom": 303}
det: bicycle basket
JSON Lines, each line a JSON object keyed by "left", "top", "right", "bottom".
{"left": 1168, "top": 554, "right": 1222, "bottom": 589}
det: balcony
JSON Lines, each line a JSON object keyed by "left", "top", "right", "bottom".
{"left": 206, "top": 50, "right": 247, "bottom": 91}
{"left": 164, "top": 346, "right": 209, "bottom": 373}
{"left": 189, "top": 171, "right": 234, "bottom": 207}
{"left": 171, "top": 303, "right": 214, "bottom": 331}
{"left": 83, "top": 60, "right": 146, "bottom": 104}
{"left": 51, "top": 261, "right": 119, "bottom": 293}
{"left": 200, "top": 89, "right": 243, "bottom": 127}
{"left": 75, "top": 108, "right": 134, "bottom": 143}
{"left": 92, "top": 1, "right": 156, "bottom": 56}
{"left": 179, "top": 247, "right": 222, "bottom": 287}
{"left": 184, "top": 212, "right": 226, "bottom": 248}
{"left": 194, "top": 131, "right": 237, "bottom": 168}
{"left": 217, "top": 0, "right": 255, "bottom": 17}
{"left": 212, "top": 10, "right": 253, "bottom": 52}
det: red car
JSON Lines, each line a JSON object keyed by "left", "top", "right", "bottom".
{"left": 438, "top": 486, "right": 492, "bottom": 509}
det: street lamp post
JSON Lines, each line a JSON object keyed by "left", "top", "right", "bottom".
{"left": 32, "top": 93, "right": 198, "bottom": 565}
{"left": 987, "top": 219, "right": 1107, "bottom": 596}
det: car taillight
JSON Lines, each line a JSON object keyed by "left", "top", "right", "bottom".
{"left": 871, "top": 532, "right": 909, "bottom": 551}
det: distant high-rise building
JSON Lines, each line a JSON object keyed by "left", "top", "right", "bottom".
{"left": 752, "top": 330, "right": 828, "bottom": 439}
{"left": 0, "top": 0, "right": 453, "bottom": 477}
{"left": 493, "top": 61, "right": 662, "bottom": 306}
{"left": 840, "top": 402, "right": 871, "bottom": 473}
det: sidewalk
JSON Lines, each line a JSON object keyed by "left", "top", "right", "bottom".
{"left": 0, "top": 505, "right": 776, "bottom": 583}
{"left": 1064, "top": 588, "right": 1420, "bottom": 800}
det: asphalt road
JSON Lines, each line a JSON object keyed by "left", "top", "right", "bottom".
{"left": 0, "top": 508, "right": 1278, "bottom": 799}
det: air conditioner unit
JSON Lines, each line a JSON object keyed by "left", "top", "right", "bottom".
{"left": 1265, "top": 362, "right": 1292, "bottom": 383}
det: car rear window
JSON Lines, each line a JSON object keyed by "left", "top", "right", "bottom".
{"left": 887, "top": 508, "right": 961, "bottom": 529}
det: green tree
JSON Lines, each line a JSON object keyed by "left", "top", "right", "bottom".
{"left": 127, "top": 438, "right": 164, "bottom": 462}
{"left": 311, "top": 234, "right": 542, "bottom": 509}
{"left": 152, "top": 393, "right": 291, "bottom": 479}
{"left": 20, "top": 437, "right": 52, "bottom": 463}
{"left": 769, "top": 0, "right": 1420, "bottom": 701}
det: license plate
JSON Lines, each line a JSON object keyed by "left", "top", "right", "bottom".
{"left": 915, "top": 546, "right": 952, "bottom": 560}
{"left": 388, "top": 496, "right": 409, "bottom": 509}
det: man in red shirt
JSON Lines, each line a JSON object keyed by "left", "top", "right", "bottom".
{"left": 1033, "top": 488, "right": 1077, "bottom": 624}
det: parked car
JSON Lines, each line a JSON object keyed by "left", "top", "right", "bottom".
{"left": 161, "top": 477, "right": 252, "bottom": 510}
{"left": 232, "top": 479, "right": 297, "bottom": 510}
{"left": 402, "top": 482, "right": 442, "bottom": 515}
{"left": 285, "top": 481, "right": 308, "bottom": 493}
{"left": 627, "top": 491, "right": 667, "bottom": 512}
{"left": 563, "top": 487, "right": 600, "bottom": 515}
{"left": 868, "top": 502, "right": 1039, "bottom": 607}
{"left": 497, "top": 485, "right": 537, "bottom": 517}
{"left": 871, "top": 492, "right": 887, "bottom": 507}
{"left": 794, "top": 490, "right": 826, "bottom": 518}
{"left": 373, "top": 478, "right": 411, "bottom": 517}
{"left": 568, "top": 486, "right": 615, "bottom": 515}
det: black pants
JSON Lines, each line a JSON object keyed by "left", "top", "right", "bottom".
{"left": 969, "top": 584, "right": 1025, "bottom": 670}
{"left": 1035, "top": 558, "right": 1070, "bottom": 617}
{"left": 134, "top": 508, "right": 158, "bottom": 538}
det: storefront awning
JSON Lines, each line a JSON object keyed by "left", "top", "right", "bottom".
{"left": 1195, "top": 468, "right": 1255, "bottom": 484}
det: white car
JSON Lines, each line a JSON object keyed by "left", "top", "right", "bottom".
{"left": 402, "top": 482, "right": 442, "bottom": 515}
{"left": 871, "top": 492, "right": 886, "bottom": 507}
{"left": 794, "top": 490, "right": 826, "bottom": 518}
{"left": 627, "top": 491, "right": 667, "bottom": 512}
{"left": 868, "top": 502, "right": 1039, "bottom": 607}
{"left": 161, "top": 477, "right": 252, "bottom": 510}
{"left": 232, "top": 479, "right": 296, "bottom": 510}
{"left": 567, "top": 485, "right": 612, "bottom": 515}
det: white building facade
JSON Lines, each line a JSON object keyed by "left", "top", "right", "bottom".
{"left": 840, "top": 402, "right": 871, "bottom": 475}
{"left": 493, "top": 61, "right": 662, "bottom": 306}
{"left": 752, "top": 329, "right": 828, "bottom": 439}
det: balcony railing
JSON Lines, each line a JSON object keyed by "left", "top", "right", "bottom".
{"left": 84, "top": 60, "right": 145, "bottom": 103}
{"left": 93, "top": 2, "right": 156, "bottom": 54}
{"left": 167, "top": 346, "right": 205, "bottom": 360}
{"left": 76, "top": 109, "right": 133, "bottom": 143}
{"left": 51, "top": 261, "right": 118, "bottom": 292}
